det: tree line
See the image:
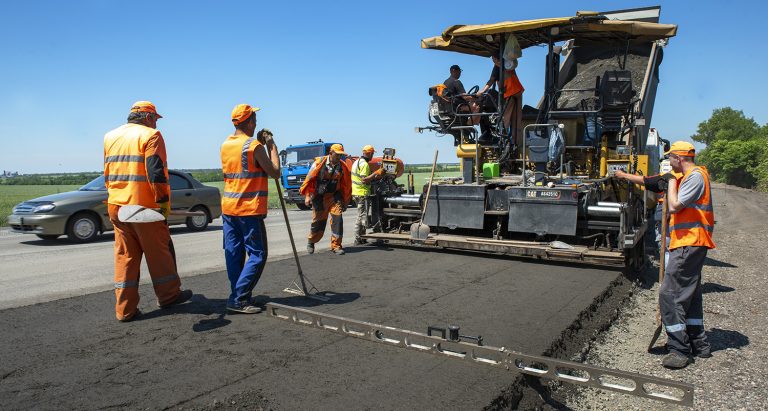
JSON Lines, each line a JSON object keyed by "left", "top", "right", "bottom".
{"left": 0, "top": 172, "right": 102, "bottom": 186}
{"left": 693, "top": 107, "right": 768, "bottom": 191}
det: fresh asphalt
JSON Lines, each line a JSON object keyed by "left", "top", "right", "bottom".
{"left": 0, "top": 208, "right": 627, "bottom": 410}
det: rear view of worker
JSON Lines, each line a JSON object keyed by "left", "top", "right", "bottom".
{"left": 658, "top": 141, "right": 715, "bottom": 369}
{"left": 104, "top": 101, "right": 193, "bottom": 322}
{"left": 220, "top": 104, "right": 281, "bottom": 314}
{"left": 300, "top": 144, "right": 352, "bottom": 255}
{"left": 351, "top": 145, "right": 383, "bottom": 245}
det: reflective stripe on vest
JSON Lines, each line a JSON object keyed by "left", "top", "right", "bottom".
{"left": 105, "top": 174, "right": 148, "bottom": 182}
{"left": 105, "top": 155, "right": 145, "bottom": 163}
{"left": 221, "top": 135, "right": 269, "bottom": 216}
{"left": 669, "top": 166, "right": 715, "bottom": 250}
{"left": 103, "top": 123, "right": 165, "bottom": 207}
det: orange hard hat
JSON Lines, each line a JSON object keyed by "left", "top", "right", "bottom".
{"left": 130, "top": 101, "right": 162, "bottom": 118}
{"left": 664, "top": 141, "right": 695, "bottom": 157}
{"left": 231, "top": 104, "right": 260, "bottom": 125}
{"left": 362, "top": 145, "right": 376, "bottom": 154}
{"left": 330, "top": 144, "right": 347, "bottom": 155}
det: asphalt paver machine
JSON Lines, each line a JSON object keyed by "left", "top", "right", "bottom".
{"left": 364, "top": 6, "right": 676, "bottom": 268}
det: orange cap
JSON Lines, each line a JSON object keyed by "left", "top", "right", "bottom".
{"left": 130, "top": 101, "right": 162, "bottom": 118}
{"left": 664, "top": 141, "right": 695, "bottom": 157}
{"left": 362, "top": 145, "right": 376, "bottom": 154}
{"left": 231, "top": 104, "right": 260, "bottom": 125}
{"left": 329, "top": 144, "right": 348, "bottom": 155}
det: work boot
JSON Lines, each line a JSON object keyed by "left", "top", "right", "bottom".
{"left": 662, "top": 351, "right": 693, "bottom": 369}
{"left": 158, "top": 289, "right": 194, "bottom": 309}
{"left": 332, "top": 248, "right": 345, "bottom": 255}
{"left": 118, "top": 309, "right": 141, "bottom": 323}
{"left": 306, "top": 242, "right": 315, "bottom": 254}
{"left": 226, "top": 303, "right": 262, "bottom": 314}
{"left": 692, "top": 345, "right": 712, "bottom": 358}
{"left": 353, "top": 238, "right": 367, "bottom": 246}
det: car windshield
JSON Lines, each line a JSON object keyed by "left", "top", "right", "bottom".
{"left": 285, "top": 146, "right": 325, "bottom": 166}
{"left": 79, "top": 175, "right": 107, "bottom": 191}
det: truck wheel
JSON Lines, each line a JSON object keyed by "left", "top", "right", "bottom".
{"left": 297, "top": 203, "right": 311, "bottom": 211}
{"left": 186, "top": 206, "right": 210, "bottom": 231}
{"left": 66, "top": 212, "right": 100, "bottom": 243}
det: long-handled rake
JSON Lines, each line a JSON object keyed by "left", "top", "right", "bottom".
{"left": 273, "top": 179, "right": 330, "bottom": 302}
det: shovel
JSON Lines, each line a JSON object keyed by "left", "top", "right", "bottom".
{"left": 118, "top": 204, "right": 206, "bottom": 223}
{"left": 410, "top": 150, "right": 438, "bottom": 241}
{"left": 647, "top": 198, "right": 668, "bottom": 352}
{"left": 273, "top": 179, "right": 330, "bottom": 302}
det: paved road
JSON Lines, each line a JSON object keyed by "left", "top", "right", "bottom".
{"left": 0, "top": 246, "right": 624, "bottom": 410}
{"left": 0, "top": 208, "right": 358, "bottom": 310}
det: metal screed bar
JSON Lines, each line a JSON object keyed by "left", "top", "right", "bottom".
{"left": 265, "top": 303, "right": 693, "bottom": 407}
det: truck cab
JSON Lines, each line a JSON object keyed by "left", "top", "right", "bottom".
{"left": 280, "top": 140, "right": 339, "bottom": 209}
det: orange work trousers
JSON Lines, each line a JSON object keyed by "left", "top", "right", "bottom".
{"left": 108, "top": 204, "right": 182, "bottom": 321}
{"left": 308, "top": 194, "right": 343, "bottom": 250}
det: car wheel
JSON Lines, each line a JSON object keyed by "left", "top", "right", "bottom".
{"left": 296, "top": 203, "right": 311, "bottom": 211}
{"left": 66, "top": 212, "right": 100, "bottom": 243}
{"left": 36, "top": 234, "right": 59, "bottom": 241}
{"left": 186, "top": 206, "right": 210, "bottom": 232}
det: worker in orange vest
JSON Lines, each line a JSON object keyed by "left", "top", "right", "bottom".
{"left": 104, "top": 101, "right": 193, "bottom": 322}
{"left": 220, "top": 104, "right": 281, "bottom": 314}
{"left": 299, "top": 144, "right": 352, "bottom": 255}
{"left": 658, "top": 141, "right": 715, "bottom": 369}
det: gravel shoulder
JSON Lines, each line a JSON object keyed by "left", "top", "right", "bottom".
{"left": 562, "top": 184, "right": 768, "bottom": 410}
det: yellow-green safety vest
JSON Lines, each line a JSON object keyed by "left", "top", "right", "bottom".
{"left": 351, "top": 158, "right": 371, "bottom": 196}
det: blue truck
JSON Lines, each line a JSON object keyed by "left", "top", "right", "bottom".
{"left": 280, "top": 140, "right": 340, "bottom": 210}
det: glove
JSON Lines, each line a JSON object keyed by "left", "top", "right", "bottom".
{"left": 374, "top": 168, "right": 385, "bottom": 175}
{"left": 157, "top": 201, "right": 170, "bottom": 219}
{"left": 659, "top": 172, "right": 676, "bottom": 181}
{"left": 258, "top": 128, "right": 274, "bottom": 145}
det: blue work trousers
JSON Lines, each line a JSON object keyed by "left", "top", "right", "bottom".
{"left": 222, "top": 214, "right": 268, "bottom": 306}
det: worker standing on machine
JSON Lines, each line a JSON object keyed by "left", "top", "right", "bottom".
{"left": 351, "top": 145, "right": 384, "bottom": 245}
{"left": 660, "top": 141, "right": 714, "bottom": 369}
{"left": 220, "top": 104, "right": 281, "bottom": 314}
{"left": 300, "top": 144, "right": 352, "bottom": 255}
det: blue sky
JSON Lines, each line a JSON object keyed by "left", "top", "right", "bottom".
{"left": 1, "top": 1, "right": 765, "bottom": 173}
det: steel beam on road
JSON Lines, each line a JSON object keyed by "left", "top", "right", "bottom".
{"left": 265, "top": 303, "right": 693, "bottom": 407}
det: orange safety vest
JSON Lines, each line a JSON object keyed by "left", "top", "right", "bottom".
{"left": 299, "top": 156, "right": 352, "bottom": 206}
{"left": 104, "top": 123, "right": 170, "bottom": 208}
{"left": 220, "top": 135, "right": 269, "bottom": 216}
{"left": 669, "top": 166, "right": 715, "bottom": 250}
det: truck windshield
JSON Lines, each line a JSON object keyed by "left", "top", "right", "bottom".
{"left": 285, "top": 146, "right": 325, "bottom": 166}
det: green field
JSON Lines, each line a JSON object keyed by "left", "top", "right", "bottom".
{"left": 0, "top": 185, "right": 81, "bottom": 226}
{"left": 0, "top": 170, "right": 461, "bottom": 227}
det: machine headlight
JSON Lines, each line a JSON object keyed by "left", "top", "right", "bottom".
{"left": 33, "top": 203, "right": 56, "bottom": 213}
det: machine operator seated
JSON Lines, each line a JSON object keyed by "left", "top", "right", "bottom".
{"left": 428, "top": 64, "right": 482, "bottom": 145}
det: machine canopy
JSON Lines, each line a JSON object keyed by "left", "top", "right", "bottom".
{"left": 421, "top": 12, "right": 677, "bottom": 57}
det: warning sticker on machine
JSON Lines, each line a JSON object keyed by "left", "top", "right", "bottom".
{"left": 526, "top": 190, "right": 561, "bottom": 199}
